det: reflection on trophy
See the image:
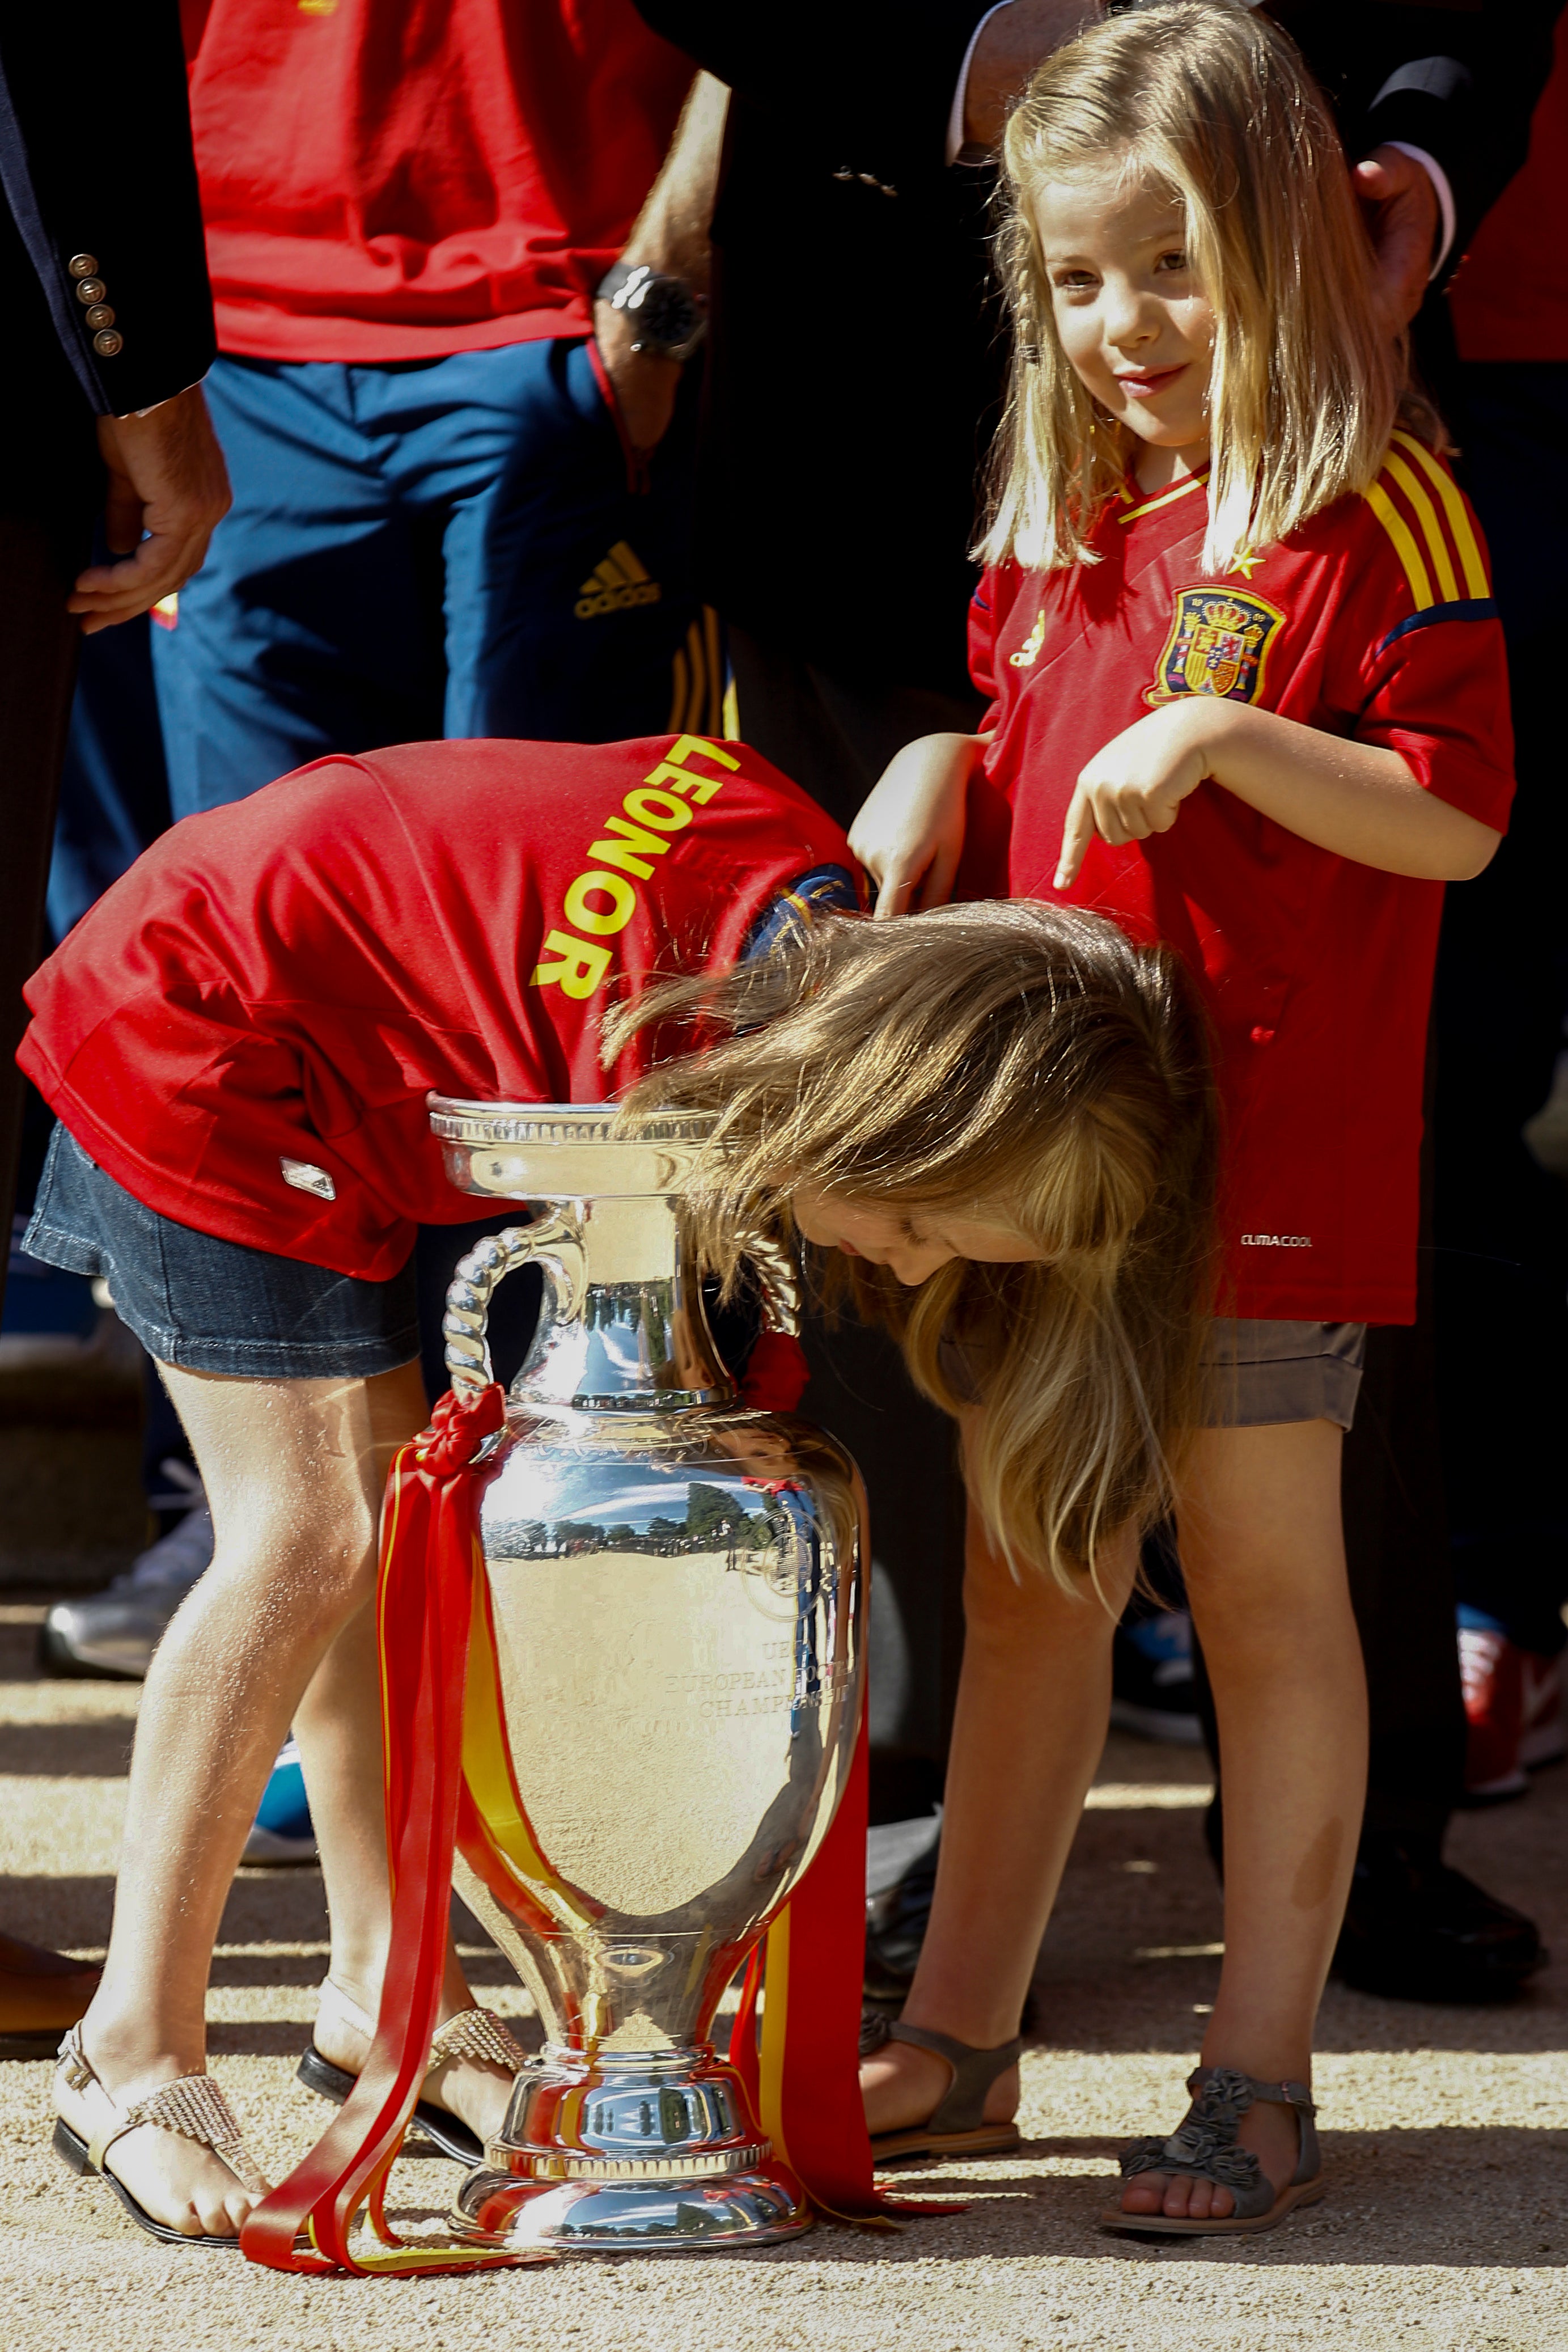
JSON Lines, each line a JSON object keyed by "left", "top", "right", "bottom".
{"left": 426, "top": 1099, "right": 866, "bottom": 2254}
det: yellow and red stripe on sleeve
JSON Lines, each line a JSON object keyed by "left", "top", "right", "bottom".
{"left": 1362, "top": 432, "right": 1496, "bottom": 650}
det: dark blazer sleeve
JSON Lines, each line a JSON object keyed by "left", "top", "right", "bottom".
{"left": 1282, "top": 4, "right": 1565, "bottom": 261}
{"left": 632, "top": 1, "right": 986, "bottom": 180}
{"left": 0, "top": 3, "right": 216, "bottom": 418}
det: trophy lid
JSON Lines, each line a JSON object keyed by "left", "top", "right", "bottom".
{"left": 427, "top": 1097, "right": 717, "bottom": 1200}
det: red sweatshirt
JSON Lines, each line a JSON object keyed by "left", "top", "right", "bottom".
{"left": 180, "top": 0, "right": 694, "bottom": 361}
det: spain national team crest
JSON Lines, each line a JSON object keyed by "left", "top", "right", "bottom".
{"left": 1145, "top": 585, "right": 1285, "bottom": 707}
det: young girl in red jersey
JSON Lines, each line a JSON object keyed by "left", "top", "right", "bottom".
{"left": 850, "top": 2, "right": 1512, "bottom": 2233}
{"left": 20, "top": 733, "right": 1215, "bottom": 2243}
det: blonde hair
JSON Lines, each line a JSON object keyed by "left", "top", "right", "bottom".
{"left": 980, "top": 0, "right": 1419, "bottom": 577}
{"left": 612, "top": 902, "right": 1218, "bottom": 1593}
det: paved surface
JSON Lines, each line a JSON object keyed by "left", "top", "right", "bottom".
{"left": 1, "top": 1601, "right": 1565, "bottom": 2350}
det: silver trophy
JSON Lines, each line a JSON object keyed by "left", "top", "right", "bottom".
{"left": 426, "top": 1098, "right": 866, "bottom": 2254}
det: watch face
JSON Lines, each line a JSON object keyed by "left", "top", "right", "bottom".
{"left": 630, "top": 278, "right": 701, "bottom": 354}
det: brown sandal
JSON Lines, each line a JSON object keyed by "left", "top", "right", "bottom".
{"left": 862, "top": 2013, "right": 1022, "bottom": 2165}
{"left": 1100, "top": 2065, "right": 1324, "bottom": 2236}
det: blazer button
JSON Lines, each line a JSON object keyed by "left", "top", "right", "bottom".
{"left": 92, "top": 328, "right": 124, "bottom": 358}
{"left": 74, "top": 277, "right": 107, "bottom": 304}
{"left": 84, "top": 303, "right": 115, "bottom": 330}
{"left": 67, "top": 253, "right": 99, "bottom": 278}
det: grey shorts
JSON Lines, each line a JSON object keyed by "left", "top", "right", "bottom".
{"left": 938, "top": 1314, "right": 1366, "bottom": 1430}
{"left": 23, "top": 1123, "right": 420, "bottom": 1381}
{"left": 1202, "top": 1318, "right": 1367, "bottom": 1430}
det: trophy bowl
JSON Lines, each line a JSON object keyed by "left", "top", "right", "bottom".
{"left": 426, "top": 1098, "right": 866, "bottom": 2254}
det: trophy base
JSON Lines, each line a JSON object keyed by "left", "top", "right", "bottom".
{"left": 450, "top": 2045, "right": 814, "bottom": 2252}
{"left": 448, "top": 2161, "right": 812, "bottom": 2253}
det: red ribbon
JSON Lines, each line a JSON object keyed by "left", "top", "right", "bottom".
{"left": 729, "top": 1708, "right": 964, "bottom": 2224}
{"left": 241, "top": 1382, "right": 542, "bottom": 2276}
{"left": 739, "top": 1330, "right": 811, "bottom": 1415}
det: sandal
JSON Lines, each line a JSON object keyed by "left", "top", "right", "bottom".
{"left": 52, "top": 2025, "right": 266, "bottom": 2246}
{"left": 1100, "top": 2064, "right": 1324, "bottom": 2236}
{"left": 296, "top": 1979, "right": 529, "bottom": 2165}
{"left": 861, "top": 2011, "right": 1022, "bottom": 2165}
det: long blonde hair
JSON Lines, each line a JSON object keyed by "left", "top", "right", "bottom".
{"left": 980, "top": 0, "right": 1417, "bottom": 577}
{"left": 612, "top": 902, "right": 1218, "bottom": 1593}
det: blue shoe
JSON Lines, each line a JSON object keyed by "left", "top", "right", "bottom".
{"left": 243, "top": 1735, "right": 318, "bottom": 1867}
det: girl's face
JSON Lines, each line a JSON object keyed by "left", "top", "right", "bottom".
{"left": 1034, "top": 160, "right": 1216, "bottom": 482}
{"left": 791, "top": 1188, "right": 1046, "bottom": 1287}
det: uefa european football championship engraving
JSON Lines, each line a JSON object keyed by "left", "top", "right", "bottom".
{"left": 426, "top": 1098, "right": 866, "bottom": 2253}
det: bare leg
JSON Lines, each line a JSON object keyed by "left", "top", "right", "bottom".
{"left": 289, "top": 1590, "right": 507, "bottom": 2126}
{"left": 61, "top": 1359, "right": 507, "bottom": 2239}
{"left": 1118, "top": 1419, "right": 1367, "bottom": 2219}
{"left": 862, "top": 1508, "right": 1136, "bottom": 2133}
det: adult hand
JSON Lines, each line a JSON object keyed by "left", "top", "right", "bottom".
{"left": 1054, "top": 701, "right": 1214, "bottom": 890}
{"left": 848, "top": 732, "right": 984, "bottom": 916}
{"left": 69, "top": 386, "right": 231, "bottom": 635}
{"left": 593, "top": 297, "right": 684, "bottom": 454}
{"left": 1354, "top": 146, "right": 1442, "bottom": 333}
{"left": 963, "top": 0, "right": 1100, "bottom": 149}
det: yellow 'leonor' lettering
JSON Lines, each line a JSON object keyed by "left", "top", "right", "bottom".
{"left": 529, "top": 930, "right": 613, "bottom": 999}
{"left": 531, "top": 738, "right": 739, "bottom": 999}
{"left": 621, "top": 786, "right": 693, "bottom": 832}
{"left": 563, "top": 871, "right": 637, "bottom": 936}
{"left": 587, "top": 817, "right": 673, "bottom": 879}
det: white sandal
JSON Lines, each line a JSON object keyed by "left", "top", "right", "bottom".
{"left": 296, "top": 1979, "right": 529, "bottom": 2164}
{"left": 53, "top": 2025, "right": 266, "bottom": 2247}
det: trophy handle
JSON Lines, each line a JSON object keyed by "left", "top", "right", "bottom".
{"left": 442, "top": 1212, "right": 587, "bottom": 1395}
{"left": 738, "top": 1225, "right": 802, "bottom": 1339}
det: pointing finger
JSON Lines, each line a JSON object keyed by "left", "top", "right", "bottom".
{"left": 1053, "top": 788, "right": 1097, "bottom": 891}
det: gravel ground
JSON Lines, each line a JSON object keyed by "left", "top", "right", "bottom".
{"left": 2, "top": 1601, "right": 1565, "bottom": 2351}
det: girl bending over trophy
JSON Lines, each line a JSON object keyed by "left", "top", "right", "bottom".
{"left": 20, "top": 730, "right": 1214, "bottom": 2243}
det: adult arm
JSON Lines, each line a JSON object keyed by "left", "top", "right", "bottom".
{"left": 1288, "top": 2, "right": 1565, "bottom": 324}
{"left": 0, "top": 6, "right": 228, "bottom": 625}
{"left": 594, "top": 71, "right": 729, "bottom": 454}
{"left": 960, "top": 2, "right": 1097, "bottom": 149}
{"left": 1349, "top": 1, "right": 1563, "bottom": 257}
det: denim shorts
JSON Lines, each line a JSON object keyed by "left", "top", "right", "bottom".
{"left": 24, "top": 1123, "right": 420, "bottom": 1380}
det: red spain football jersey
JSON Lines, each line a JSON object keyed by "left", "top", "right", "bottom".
{"left": 968, "top": 435, "right": 1515, "bottom": 1323}
{"left": 20, "top": 737, "right": 853, "bottom": 1281}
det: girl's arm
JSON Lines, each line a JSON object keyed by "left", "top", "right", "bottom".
{"left": 848, "top": 731, "right": 989, "bottom": 916}
{"left": 1054, "top": 700, "right": 1502, "bottom": 891}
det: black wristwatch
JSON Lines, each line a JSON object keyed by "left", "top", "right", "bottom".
{"left": 595, "top": 261, "right": 707, "bottom": 361}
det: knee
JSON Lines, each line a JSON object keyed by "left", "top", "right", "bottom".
{"left": 961, "top": 1546, "right": 1114, "bottom": 1655}
{"left": 1187, "top": 1571, "right": 1355, "bottom": 1682}
{"left": 206, "top": 1503, "right": 382, "bottom": 1640}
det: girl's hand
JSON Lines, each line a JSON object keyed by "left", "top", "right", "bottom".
{"left": 1054, "top": 702, "right": 1216, "bottom": 889}
{"left": 849, "top": 732, "right": 986, "bottom": 917}
{"left": 1058, "top": 697, "right": 1500, "bottom": 887}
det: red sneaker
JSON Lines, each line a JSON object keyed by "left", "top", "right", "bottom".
{"left": 1459, "top": 1626, "right": 1527, "bottom": 1802}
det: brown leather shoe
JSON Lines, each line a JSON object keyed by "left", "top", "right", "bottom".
{"left": 0, "top": 1930, "right": 101, "bottom": 2040}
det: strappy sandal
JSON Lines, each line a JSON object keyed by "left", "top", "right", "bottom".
{"left": 52, "top": 2025, "right": 267, "bottom": 2246}
{"left": 296, "top": 1979, "right": 529, "bottom": 2165}
{"left": 861, "top": 2012, "right": 1022, "bottom": 2165}
{"left": 1100, "top": 2064, "right": 1324, "bottom": 2236}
